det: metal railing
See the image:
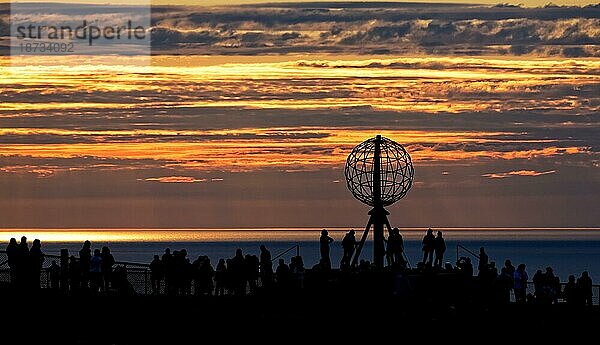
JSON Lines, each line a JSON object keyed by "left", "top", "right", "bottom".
{"left": 0, "top": 250, "right": 152, "bottom": 295}
{"left": 271, "top": 244, "right": 300, "bottom": 263}
{"left": 456, "top": 244, "right": 480, "bottom": 263}
{"left": 522, "top": 281, "right": 599, "bottom": 306}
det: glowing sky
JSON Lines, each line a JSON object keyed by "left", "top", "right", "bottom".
{"left": 2, "top": 1, "right": 598, "bottom": 7}
{"left": 0, "top": 2, "right": 598, "bottom": 228}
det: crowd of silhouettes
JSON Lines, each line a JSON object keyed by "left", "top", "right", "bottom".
{"left": 5, "top": 236, "right": 44, "bottom": 290}
{"left": 148, "top": 246, "right": 305, "bottom": 296}
{"left": 2, "top": 231, "right": 596, "bottom": 306}
{"left": 4, "top": 237, "right": 135, "bottom": 295}
{"left": 470, "top": 246, "right": 594, "bottom": 306}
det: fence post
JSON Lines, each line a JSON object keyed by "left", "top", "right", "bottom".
{"left": 60, "top": 249, "right": 69, "bottom": 292}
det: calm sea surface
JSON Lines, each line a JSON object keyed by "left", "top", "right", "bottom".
{"left": 2, "top": 228, "right": 599, "bottom": 281}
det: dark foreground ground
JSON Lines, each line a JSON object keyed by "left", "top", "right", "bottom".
{"left": 2, "top": 288, "right": 599, "bottom": 344}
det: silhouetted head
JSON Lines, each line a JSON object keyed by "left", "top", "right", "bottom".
{"left": 236, "top": 248, "right": 243, "bottom": 257}
{"left": 32, "top": 239, "right": 41, "bottom": 248}
{"left": 94, "top": 249, "right": 101, "bottom": 256}
{"left": 260, "top": 245, "right": 266, "bottom": 251}
{"left": 518, "top": 264, "right": 526, "bottom": 271}
{"left": 569, "top": 275, "right": 576, "bottom": 283}
{"left": 20, "top": 236, "right": 27, "bottom": 244}
{"left": 279, "top": 259, "right": 285, "bottom": 265}
{"left": 102, "top": 246, "right": 110, "bottom": 254}
{"left": 582, "top": 271, "right": 589, "bottom": 278}
{"left": 181, "top": 249, "right": 187, "bottom": 257}
{"left": 505, "top": 259, "right": 512, "bottom": 267}
{"left": 153, "top": 255, "right": 159, "bottom": 260}
{"left": 437, "top": 231, "right": 442, "bottom": 237}
{"left": 83, "top": 240, "right": 91, "bottom": 248}
{"left": 546, "top": 267, "right": 553, "bottom": 274}
{"left": 321, "top": 229, "right": 328, "bottom": 236}
{"left": 349, "top": 230, "right": 355, "bottom": 235}
{"left": 427, "top": 228, "right": 433, "bottom": 235}
{"left": 9, "top": 238, "right": 17, "bottom": 246}
{"left": 165, "top": 248, "right": 171, "bottom": 254}
{"left": 479, "top": 247, "right": 485, "bottom": 253}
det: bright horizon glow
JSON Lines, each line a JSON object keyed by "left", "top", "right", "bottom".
{"left": 2, "top": 228, "right": 600, "bottom": 243}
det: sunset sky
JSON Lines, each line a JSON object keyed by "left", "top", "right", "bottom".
{"left": 0, "top": 2, "right": 598, "bottom": 228}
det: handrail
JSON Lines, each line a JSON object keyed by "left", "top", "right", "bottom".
{"left": 0, "top": 250, "right": 149, "bottom": 268}
{"left": 456, "top": 244, "right": 480, "bottom": 263}
{"left": 271, "top": 244, "right": 300, "bottom": 263}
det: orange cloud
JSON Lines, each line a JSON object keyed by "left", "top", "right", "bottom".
{"left": 482, "top": 170, "right": 557, "bottom": 179}
{"left": 139, "top": 176, "right": 208, "bottom": 183}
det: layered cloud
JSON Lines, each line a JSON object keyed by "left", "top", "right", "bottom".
{"left": 149, "top": 3, "right": 600, "bottom": 56}
{"left": 1, "top": 3, "right": 599, "bottom": 56}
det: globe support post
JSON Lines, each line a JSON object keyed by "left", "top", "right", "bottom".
{"left": 345, "top": 134, "right": 414, "bottom": 269}
{"left": 372, "top": 135, "right": 385, "bottom": 268}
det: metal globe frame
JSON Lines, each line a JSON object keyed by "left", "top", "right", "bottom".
{"left": 344, "top": 135, "right": 414, "bottom": 268}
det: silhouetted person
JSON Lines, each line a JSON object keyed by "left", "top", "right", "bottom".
{"left": 341, "top": 230, "right": 357, "bottom": 270}
{"left": 112, "top": 265, "right": 135, "bottom": 296}
{"left": 457, "top": 256, "right": 473, "bottom": 277}
{"left": 197, "top": 257, "right": 214, "bottom": 296}
{"left": 182, "top": 251, "right": 193, "bottom": 295}
{"left": 101, "top": 246, "right": 115, "bottom": 291}
{"left": 563, "top": 275, "right": 578, "bottom": 305}
{"left": 503, "top": 260, "right": 515, "bottom": 289}
{"left": 69, "top": 255, "right": 81, "bottom": 292}
{"left": 319, "top": 230, "right": 334, "bottom": 270}
{"left": 150, "top": 255, "right": 164, "bottom": 295}
{"left": 533, "top": 269, "right": 544, "bottom": 299}
{"left": 542, "top": 266, "right": 560, "bottom": 304}
{"left": 276, "top": 258, "right": 290, "bottom": 289}
{"left": 215, "top": 259, "right": 226, "bottom": 296}
{"left": 6, "top": 238, "right": 18, "bottom": 285}
{"left": 478, "top": 247, "right": 488, "bottom": 276}
{"left": 28, "top": 239, "right": 44, "bottom": 289}
{"left": 245, "top": 254, "right": 259, "bottom": 294}
{"left": 48, "top": 260, "right": 60, "bottom": 290}
{"left": 577, "top": 271, "right": 593, "bottom": 306}
{"left": 230, "top": 249, "right": 246, "bottom": 295}
{"left": 259, "top": 245, "right": 273, "bottom": 288}
{"left": 291, "top": 256, "right": 305, "bottom": 289}
{"left": 514, "top": 263, "right": 528, "bottom": 303}
{"left": 386, "top": 228, "right": 404, "bottom": 267}
{"left": 498, "top": 259, "right": 515, "bottom": 303}
{"left": 162, "top": 248, "right": 173, "bottom": 295}
{"left": 16, "top": 236, "right": 29, "bottom": 288}
{"left": 433, "top": 231, "right": 446, "bottom": 268}
{"left": 421, "top": 228, "right": 435, "bottom": 266}
{"left": 89, "top": 249, "right": 103, "bottom": 293}
{"left": 79, "top": 240, "right": 92, "bottom": 288}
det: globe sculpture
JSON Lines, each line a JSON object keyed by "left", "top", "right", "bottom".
{"left": 344, "top": 135, "right": 414, "bottom": 268}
